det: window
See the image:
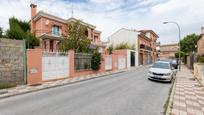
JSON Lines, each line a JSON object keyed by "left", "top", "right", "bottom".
{"left": 94, "top": 36, "right": 98, "bottom": 42}
{"left": 85, "top": 30, "right": 88, "bottom": 37}
{"left": 52, "top": 25, "right": 61, "bottom": 36}
{"left": 152, "top": 62, "right": 170, "bottom": 69}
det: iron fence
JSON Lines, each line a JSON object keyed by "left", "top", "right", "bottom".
{"left": 75, "top": 53, "right": 92, "bottom": 71}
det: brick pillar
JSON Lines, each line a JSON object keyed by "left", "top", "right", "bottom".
{"left": 69, "top": 50, "right": 75, "bottom": 77}
{"left": 112, "top": 54, "right": 118, "bottom": 71}
{"left": 99, "top": 53, "right": 105, "bottom": 72}
{"left": 27, "top": 49, "right": 42, "bottom": 85}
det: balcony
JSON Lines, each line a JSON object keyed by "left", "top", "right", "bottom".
{"left": 140, "top": 44, "right": 154, "bottom": 52}
{"left": 140, "top": 44, "right": 145, "bottom": 49}
{"left": 146, "top": 46, "right": 152, "bottom": 51}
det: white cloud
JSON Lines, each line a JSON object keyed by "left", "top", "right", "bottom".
{"left": 0, "top": 0, "right": 204, "bottom": 44}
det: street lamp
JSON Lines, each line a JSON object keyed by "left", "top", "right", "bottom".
{"left": 163, "top": 21, "right": 181, "bottom": 71}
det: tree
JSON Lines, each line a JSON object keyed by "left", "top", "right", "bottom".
{"left": 59, "top": 21, "right": 91, "bottom": 53}
{"left": 6, "top": 17, "right": 39, "bottom": 48}
{"left": 0, "top": 27, "right": 3, "bottom": 38}
{"left": 91, "top": 52, "right": 101, "bottom": 70}
{"left": 107, "top": 44, "right": 113, "bottom": 54}
{"left": 180, "top": 33, "right": 199, "bottom": 53}
{"left": 175, "top": 51, "right": 185, "bottom": 58}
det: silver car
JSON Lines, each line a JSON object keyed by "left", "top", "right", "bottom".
{"left": 148, "top": 61, "right": 175, "bottom": 82}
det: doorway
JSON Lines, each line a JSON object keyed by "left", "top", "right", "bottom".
{"left": 130, "top": 52, "right": 135, "bottom": 67}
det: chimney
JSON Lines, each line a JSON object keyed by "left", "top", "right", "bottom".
{"left": 30, "top": 4, "right": 37, "bottom": 18}
{"left": 30, "top": 4, "right": 37, "bottom": 34}
{"left": 201, "top": 26, "right": 204, "bottom": 34}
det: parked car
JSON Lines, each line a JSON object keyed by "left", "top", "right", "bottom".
{"left": 171, "top": 59, "right": 179, "bottom": 69}
{"left": 148, "top": 61, "right": 176, "bottom": 82}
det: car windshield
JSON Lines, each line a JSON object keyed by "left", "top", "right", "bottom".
{"left": 152, "top": 62, "right": 170, "bottom": 69}
{"left": 171, "top": 60, "right": 177, "bottom": 64}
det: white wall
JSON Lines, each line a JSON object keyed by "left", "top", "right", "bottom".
{"left": 126, "top": 50, "right": 139, "bottom": 68}
{"left": 127, "top": 50, "right": 131, "bottom": 68}
{"left": 108, "top": 28, "right": 138, "bottom": 50}
{"left": 108, "top": 28, "right": 140, "bottom": 67}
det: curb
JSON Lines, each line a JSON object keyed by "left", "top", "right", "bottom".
{"left": 0, "top": 65, "right": 149, "bottom": 100}
{"left": 0, "top": 70, "right": 125, "bottom": 99}
{"left": 165, "top": 75, "right": 177, "bottom": 115}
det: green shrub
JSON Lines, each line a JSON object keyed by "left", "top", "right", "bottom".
{"left": 0, "top": 83, "right": 16, "bottom": 89}
{"left": 115, "top": 42, "right": 131, "bottom": 49}
{"left": 197, "top": 55, "right": 204, "bottom": 63}
{"left": 107, "top": 45, "right": 113, "bottom": 54}
{"left": 91, "top": 52, "right": 101, "bottom": 70}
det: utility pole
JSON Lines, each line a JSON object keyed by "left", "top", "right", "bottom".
{"left": 163, "top": 21, "right": 181, "bottom": 71}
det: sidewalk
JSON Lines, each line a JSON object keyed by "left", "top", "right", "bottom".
{"left": 0, "top": 65, "right": 147, "bottom": 99}
{"left": 171, "top": 65, "right": 204, "bottom": 115}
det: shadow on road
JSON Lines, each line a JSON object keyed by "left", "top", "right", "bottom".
{"left": 147, "top": 78, "right": 173, "bottom": 84}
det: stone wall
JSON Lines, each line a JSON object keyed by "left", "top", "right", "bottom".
{"left": 0, "top": 38, "right": 25, "bottom": 84}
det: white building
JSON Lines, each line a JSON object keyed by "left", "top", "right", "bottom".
{"left": 108, "top": 28, "right": 158, "bottom": 67}
{"left": 108, "top": 28, "right": 140, "bottom": 67}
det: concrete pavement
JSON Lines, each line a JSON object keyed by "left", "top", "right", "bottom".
{"left": 0, "top": 66, "right": 171, "bottom": 115}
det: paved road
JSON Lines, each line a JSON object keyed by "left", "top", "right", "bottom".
{"left": 0, "top": 67, "right": 171, "bottom": 115}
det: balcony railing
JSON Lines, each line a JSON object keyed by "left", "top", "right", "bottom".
{"left": 140, "top": 44, "right": 145, "bottom": 49}
{"left": 146, "top": 46, "right": 152, "bottom": 51}
{"left": 140, "top": 44, "right": 155, "bottom": 52}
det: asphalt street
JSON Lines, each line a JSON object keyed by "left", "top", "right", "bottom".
{"left": 0, "top": 66, "right": 171, "bottom": 115}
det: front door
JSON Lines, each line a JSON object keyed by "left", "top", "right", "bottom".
{"left": 50, "top": 40, "right": 53, "bottom": 52}
{"left": 130, "top": 52, "right": 135, "bottom": 67}
{"left": 139, "top": 53, "right": 143, "bottom": 65}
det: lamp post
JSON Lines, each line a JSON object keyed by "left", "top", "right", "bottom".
{"left": 163, "top": 21, "right": 181, "bottom": 71}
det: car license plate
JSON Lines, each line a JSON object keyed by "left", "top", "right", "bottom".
{"left": 154, "top": 75, "right": 160, "bottom": 78}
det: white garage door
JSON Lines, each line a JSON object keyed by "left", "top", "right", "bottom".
{"left": 105, "top": 56, "right": 112, "bottom": 70}
{"left": 42, "top": 52, "right": 69, "bottom": 81}
{"left": 118, "top": 56, "right": 126, "bottom": 69}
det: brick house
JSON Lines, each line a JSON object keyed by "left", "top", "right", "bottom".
{"left": 30, "top": 4, "right": 104, "bottom": 52}
{"left": 197, "top": 27, "right": 204, "bottom": 55}
{"left": 138, "top": 30, "right": 158, "bottom": 65}
{"left": 159, "top": 43, "right": 179, "bottom": 59}
{"left": 108, "top": 28, "right": 158, "bottom": 66}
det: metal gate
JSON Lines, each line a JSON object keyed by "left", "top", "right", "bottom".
{"left": 118, "top": 56, "right": 126, "bottom": 69}
{"left": 105, "top": 55, "right": 112, "bottom": 70}
{"left": 42, "top": 52, "right": 69, "bottom": 81}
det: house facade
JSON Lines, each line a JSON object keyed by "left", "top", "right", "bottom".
{"left": 30, "top": 4, "right": 103, "bottom": 52}
{"left": 108, "top": 28, "right": 158, "bottom": 66}
{"left": 197, "top": 27, "right": 204, "bottom": 55}
{"left": 159, "top": 43, "right": 179, "bottom": 59}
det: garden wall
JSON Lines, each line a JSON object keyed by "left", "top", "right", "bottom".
{"left": 0, "top": 38, "right": 25, "bottom": 85}
{"left": 26, "top": 49, "right": 127, "bottom": 85}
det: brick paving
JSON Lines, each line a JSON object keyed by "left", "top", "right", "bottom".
{"left": 171, "top": 65, "right": 204, "bottom": 115}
